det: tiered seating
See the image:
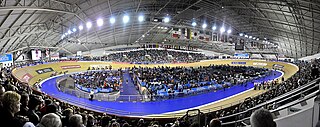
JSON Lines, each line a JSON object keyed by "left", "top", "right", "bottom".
{"left": 104, "top": 49, "right": 209, "bottom": 64}
{"left": 131, "top": 65, "right": 271, "bottom": 97}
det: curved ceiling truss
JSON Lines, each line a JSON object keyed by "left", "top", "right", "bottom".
{"left": 0, "top": 0, "right": 319, "bottom": 58}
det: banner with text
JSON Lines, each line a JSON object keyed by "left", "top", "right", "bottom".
{"left": 0, "top": 54, "right": 13, "bottom": 62}
{"left": 36, "top": 68, "right": 54, "bottom": 74}
{"left": 61, "top": 65, "right": 81, "bottom": 69}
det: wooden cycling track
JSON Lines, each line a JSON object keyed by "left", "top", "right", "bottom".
{"left": 12, "top": 59, "right": 298, "bottom": 118}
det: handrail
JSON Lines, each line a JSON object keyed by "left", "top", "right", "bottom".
{"left": 269, "top": 77, "right": 320, "bottom": 103}
{"left": 38, "top": 72, "right": 317, "bottom": 118}
{"left": 222, "top": 89, "right": 319, "bottom": 125}
{"left": 52, "top": 92, "right": 150, "bottom": 116}
{"left": 276, "top": 82, "right": 319, "bottom": 104}
{"left": 218, "top": 78, "right": 320, "bottom": 120}
{"left": 11, "top": 60, "right": 300, "bottom": 119}
{"left": 39, "top": 70, "right": 282, "bottom": 116}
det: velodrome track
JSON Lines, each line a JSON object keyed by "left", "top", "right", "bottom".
{"left": 12, "top": 59, "right": 299, "bottom": 118}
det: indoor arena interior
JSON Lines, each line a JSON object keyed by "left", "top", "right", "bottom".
{"left": 0, "top": 0, "right": 320, "bottom": 127}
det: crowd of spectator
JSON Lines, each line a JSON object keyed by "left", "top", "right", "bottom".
{"left": 1, "top": 58, "right": 319, "bottom": 127}
{"left": 103, "top": 49, "right": 210, "bottom": 64}
{"left": 70, "top": 69, "right": 123, "bottom": 92}
{"left": 0, "top": 66, "right": 203, "bottom": 127}
{"left": 131, "top": 65, "right": 271, "bottom": 96}
{"left": 203, "top": 59, "right": 320, "bottom": 126}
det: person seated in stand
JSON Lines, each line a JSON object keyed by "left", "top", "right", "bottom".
{"left": 250, "top": 108, "right": 276, "bottom": 127}
{"left": 69, "top": 114, "right": 83, "bottom": 127}
{"left": 209, "top": 118, "right": 221, "bottom": 127}
{"left": 89, "top": 90, "right": 94, "bottom": 101}
{"left": 254, "top": 82, "right": 257, "bottom": 90}
{"left": 37, "top": 113, "right": 62, "bottom": 127}
{"left": 0, "top": 91, "right": 27, "bottom": 127}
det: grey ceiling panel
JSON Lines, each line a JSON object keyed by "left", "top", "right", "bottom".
{"left": 0, "top": 0, "right": 318, "bottom": 58}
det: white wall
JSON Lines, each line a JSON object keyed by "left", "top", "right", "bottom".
{"left": 82, "top": 44, "right": 140, "bottom": 56}
{"left": 16, "top": 53, "right": 29, "bottom": 61}
{"left": 82, "top": 44, "right": 226, "bottom": 57}
{"left": 82, "top": 48, "right": 105, "bottom": 57}
{"left": 197, "top": 49, "right": 226, "bottom": 56}
{"left": 299, "top": 52, "right": 320, "bottom": 61}
{"left": 273, "top": 92, "right": 319, "bottom": 127}
{"left": 275, "top": 107, "right": 313, "bottom": 127}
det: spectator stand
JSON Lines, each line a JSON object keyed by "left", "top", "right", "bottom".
{"left": 11, "top": 60, "right": 298, "bottom": 118}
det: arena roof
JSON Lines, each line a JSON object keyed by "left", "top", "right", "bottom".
{"left": 0, "top": 0, "right": 320, "bottom": 58}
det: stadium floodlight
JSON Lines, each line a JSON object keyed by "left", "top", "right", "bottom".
{"left": 110, "top": 17, "right": 116, "bottom": 24}
{"left": 192, "top": 22, "right": 197, "bottom": 27}
{"left": 202, "top": 23, "right": 207, "bottom": 29}
{"left": 239, "top": 33, "right": 243, "bottom": 36}
{"left": 123, "top": 15, "right": 129, "bottom": 23}
{"left": 97, "top": 18, "right": 103, "bottom": 26}
{"left": 72, "top": 28, "right": 77, "bottom": 32}
{"left": 212, "top": 26, "right": 216, "bottom": 30}
{"left": 227, "top": 29, "right": 232, "bottom": 34}
{"left": 86, "top": 22, "right": 92, "bottom": 29}
{"left": 68, "top": 30, "right": 72, "bottom": 34}
{"left": 138, "top": 15, "right": 144, "bottom": 22}
{"left": 164, "top": 17, "right": 170, "bottom": 23}
{"left": 79, "top": 25, "right": 83, "bottom": 31}
{"left": 249, "top": 36, "right": 252, "bottom": 39}
{"left": 220, "top": 27, "right": 225, "bottom": 33}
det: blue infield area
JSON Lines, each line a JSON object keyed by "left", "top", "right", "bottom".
{"left": 40, "top": 71, "right": 283, "bottom": 116}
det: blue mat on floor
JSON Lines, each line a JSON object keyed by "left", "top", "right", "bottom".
{"left": 40, "top": 71, "right": 282, "bottom": 116}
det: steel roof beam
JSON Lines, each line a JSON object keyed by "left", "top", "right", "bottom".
{"left": 229, "top": 14, "right": 320, "bottom": 34}
{"left": 0, "top": 6, "right": 75, "bottom": 14}
{"left": 127, "top": 0, "right": 142, "bottom": 45}
{"left": 240, "top": 24, "right": 320, "bottom": 43}
{"left": 223, "top": 5, "right": 320, "bottom": 23}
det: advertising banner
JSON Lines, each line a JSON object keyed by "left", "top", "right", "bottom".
{"left": 231, "top": 62, "right": 247, "bottom": 64}
{"left": 31, "top": 50, "right": 42, "bottom": 60}
{"left": 0, "top": 54, "right": 13, "bottom": 62}
{"left": 77, "top": 51, "right": 82, "bottom": 56}
{"left": 234, "top": 53, "right": 249, "bottom": 58}
{"left": 235, "top": 39, "right": 245, "bottom": 50}
{"left": 61, "top": 65, "right": 81, "bottom": 69}
{"left": 253, "top": 62, "right": 268, "bottom": 66}
{"left": 36, "top": 68, "right": 54, "bottom": 74}
{"left": 22, "top": 73, "right": 33, "bottom": 83}
{"left": 273, "top": 64, "right": 284, "bottom": 69}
